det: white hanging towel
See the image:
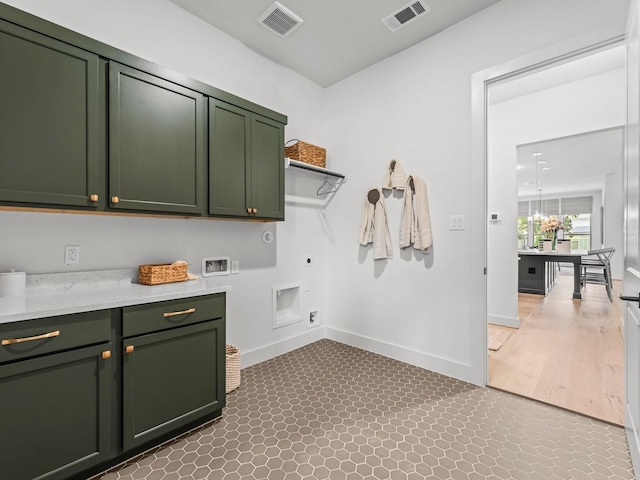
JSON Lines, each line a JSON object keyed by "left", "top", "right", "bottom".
{"left": 399, "top": 175, "right": 432, "bottom": 253}
{"left": 382, "top": 159, "right": 407, "bottom": 191}
{"left": 358, "top": 188, "right": 393, "bottom": 260}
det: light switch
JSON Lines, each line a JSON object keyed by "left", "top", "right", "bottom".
{"left": 450, "top": 215, "right": 465, "bottom": 231}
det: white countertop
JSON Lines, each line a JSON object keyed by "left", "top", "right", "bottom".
{"left": 0, "top": 269, "right": 231, "bottom": 325}
{"left": 518, "top": 250, "right": 587, "bottom": 256}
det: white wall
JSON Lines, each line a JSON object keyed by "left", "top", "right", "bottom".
{"left": 0, "top": 0, "right": 329, "bottom": 366}
{"left": 322, "top": 0, "right": 629, "bottom": 385}
{"left": 488, "top": 68, "right": 625, "bottom": 327}
{"left": 0, "top": 0, "right": 631, "bottom": 384}
{"left": 605, "top": 156, "right": 625, "bottom": 279}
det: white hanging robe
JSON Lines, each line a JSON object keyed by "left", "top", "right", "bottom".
{"left": 358, "top": 188, "right": 393, "bottom": 260}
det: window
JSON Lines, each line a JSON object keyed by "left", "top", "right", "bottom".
{"left": 563, "top": 213, "right": 591, "bottom": 250}
{"left": 517, "top": 216, "right": 529, "bottom": 249}
{"left": 517, "top": 196, "right": 592, "bottom": 250}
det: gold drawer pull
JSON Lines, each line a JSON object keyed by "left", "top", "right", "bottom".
{"left": 111, "top": 196, "right": 120, "bottom": 204}
{"left": 163, "top": 307, "right": 196, "bottom": 318}
{"left": 252, "top": 208, "right": 258, "bottom": 214}
{"left": 247, "top": 207, "right": 252, "bottom": 214}
{"left": 126, "top": 345, "right": 134, "bottom": 354}
{"left": 102, "top": 350, "right": 111, "bottom": 359}
{"left": 2, "top": 330, "right": 60, "bottom": 346}
{"left": 90, "top": 194, "right": 99, "bottom": 202}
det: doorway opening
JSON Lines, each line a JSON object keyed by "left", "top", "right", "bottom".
{"left": 481, "top": 42, "right": 626, "bottom": 424}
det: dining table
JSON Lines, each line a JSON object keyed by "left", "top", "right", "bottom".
{"left": 518, "top": 250, "right": 587, "bottom": 299}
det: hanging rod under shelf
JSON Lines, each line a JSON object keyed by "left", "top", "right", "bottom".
{"left": 285, "top": 158, "right": 346, "bottom": 179}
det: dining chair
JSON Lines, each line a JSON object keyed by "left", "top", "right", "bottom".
{"left": 580, "top": 247, "right": 615, "bottom": 301}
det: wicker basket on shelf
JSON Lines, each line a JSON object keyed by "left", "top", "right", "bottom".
{"left": 138, "top": 263, "right": 189, "bottom": 285}
{"left": 285, "top": 139, "right": 326, "bottom": 168}
{"left": 226, "top": 344, "right": 241, "bottom": 393}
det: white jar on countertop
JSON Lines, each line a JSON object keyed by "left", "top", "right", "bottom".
{"left": 0, "top": 270, "right": 26, "bottom": 296}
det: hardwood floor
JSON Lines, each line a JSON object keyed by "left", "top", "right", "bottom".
{"left": 488, "top": 271, "right": 625, "bottom": 425}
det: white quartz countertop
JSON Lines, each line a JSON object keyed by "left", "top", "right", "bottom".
{"left": 518, "top": 250, "right": 587, "bottom": 256}
{"left": 0, "top": 269, "right": 232, "bottom": 325}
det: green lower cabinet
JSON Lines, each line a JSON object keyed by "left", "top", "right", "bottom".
{"left": 0, "top": 343, "right": 112, "bottom": 480}
{"left": 122, "top": 319, "right": 225, "bottom": 451}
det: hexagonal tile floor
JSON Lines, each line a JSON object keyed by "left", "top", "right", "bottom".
{"left": 95, "top": 339, "right": 634, "bottom": 480}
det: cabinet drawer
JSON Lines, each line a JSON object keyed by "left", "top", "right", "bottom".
{"left": 0, "top": 310, "right": 111, "bottom": 364}
{"left": 123, "top": 294, "right": 225, "bottom": 337}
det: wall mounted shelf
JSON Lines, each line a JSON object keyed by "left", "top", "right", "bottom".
{"left": 285, "top": 158, "right": 345, "bottom": 179}
{"left": 285, "top": 158, "right": 347, "bottom": 196}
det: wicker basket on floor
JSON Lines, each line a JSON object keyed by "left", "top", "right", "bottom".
{"left": 226, "top": 344, "right": 241, "bottom": 393}
{"left": 285, "top": 139, "right": 326, "bottom": 168}
{"left": 138, "top": 263, "right": 189, "bottom": 285}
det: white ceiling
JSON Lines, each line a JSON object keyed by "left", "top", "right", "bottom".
{"left": 503, "top": 46, "right": 626, "bottom": 199}
{"left": 517, "top": 128, "right": 624, "bottom": 199}
{"left": 169, "top": 0, "right": 501, "bottom": 87}
{"left": 490, "top": 47, "right": 627, "bottom": 105}
{"left": 167, "top": 0, "right": 625, "bottom": 197}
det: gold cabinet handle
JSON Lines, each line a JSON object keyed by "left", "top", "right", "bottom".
{"left": 247, "top": 207, "right": 252, "bottom": 214}
{"left": 163, "top": 307, "right": 196, "bottom": 318}
{"left": 125, "top": 345, "right": 134, "bottom": 354}
{"left": 102, "top": 350, "right": 111, "bottom": 359}
{"left": 2, "top": 330, "right": 60, "bottom": 346}
{"left": 90, "top": 194, "right": 99, "bottom": 202}
{"left": 111, "top": 196, "right": 120, "bottom": 204}
{"left": 252, "top": 208, "right": 258, "bottom": 214}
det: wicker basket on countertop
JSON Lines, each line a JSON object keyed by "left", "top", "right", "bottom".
{"left": 226, "top": 344, "right": 241, "bottom": 393}
{"left": 285, "top": 139, "right": 326, "bottom": 168}
{"left": 138, "top": 263, "right": 189, "bottom": 285}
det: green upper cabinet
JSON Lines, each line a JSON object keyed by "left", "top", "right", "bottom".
{"left": 208, "top": 100, "right": 250, "bottom": 218}
{"left": 109, "top": 62, "right": 205, "bottom": 215}
{"left": 0, "top": 4, "right": 287, "bottom": 219}
{"left": 250, "top": 114, "right": 286, "bottom": 220}
{"left": 209, "top": 98, "right": 285, "bottom": 220}
{"left": 0, "top": 19, "right": 100, "bottom": 208}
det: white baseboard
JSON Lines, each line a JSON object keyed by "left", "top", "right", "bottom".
{"left": 240, "top": 327, "right": 325, "bottom": 368}
{"left": 488, "top": 314, "right": 519, "bottom": 328}
{"left": 324, "top": 326, "right": 480, "bottom": 386}
{"left": 239, "top": 326, "right": 482, "bottom": 386}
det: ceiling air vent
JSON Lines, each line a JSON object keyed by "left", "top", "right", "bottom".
{"left": 382, "top": 1, "right": 430, "bottom": 32}
{"left": 258, "top": 1, "right": 303, "bottom": 38}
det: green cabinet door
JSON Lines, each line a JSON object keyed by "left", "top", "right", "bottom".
{"left": 109, "top": 62, "right": 205, "bottom": 215}
{"left": 0, "top": 19, "right": 100, "bottom": 208}
{"left": 0, "top": 343, "right": 112, "bottom": 480}
{"left": 208, "top": 99, "right": 252, "bottom": 217}
{"left": 122, "top": 319, "right": 225, "bottom": 451}
{"left": 250, "top": 114, "right": 285, "bottom": 220}
{"left": 209, "top": 98, "right": 284, "bottom": 220}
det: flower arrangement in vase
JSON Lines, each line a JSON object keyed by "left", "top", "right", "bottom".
{"left": 540, "top": 216, "right": 564, "bottom": 251}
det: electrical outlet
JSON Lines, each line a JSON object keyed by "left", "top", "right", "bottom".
{"left": 231, "top": 260, "right": 240, "bottom": 274}
{"left": 308, "top": 310, "right": 319, "bottom": 328}
{"left": 65, "top": 245, "right": 80, "bottom": 265}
